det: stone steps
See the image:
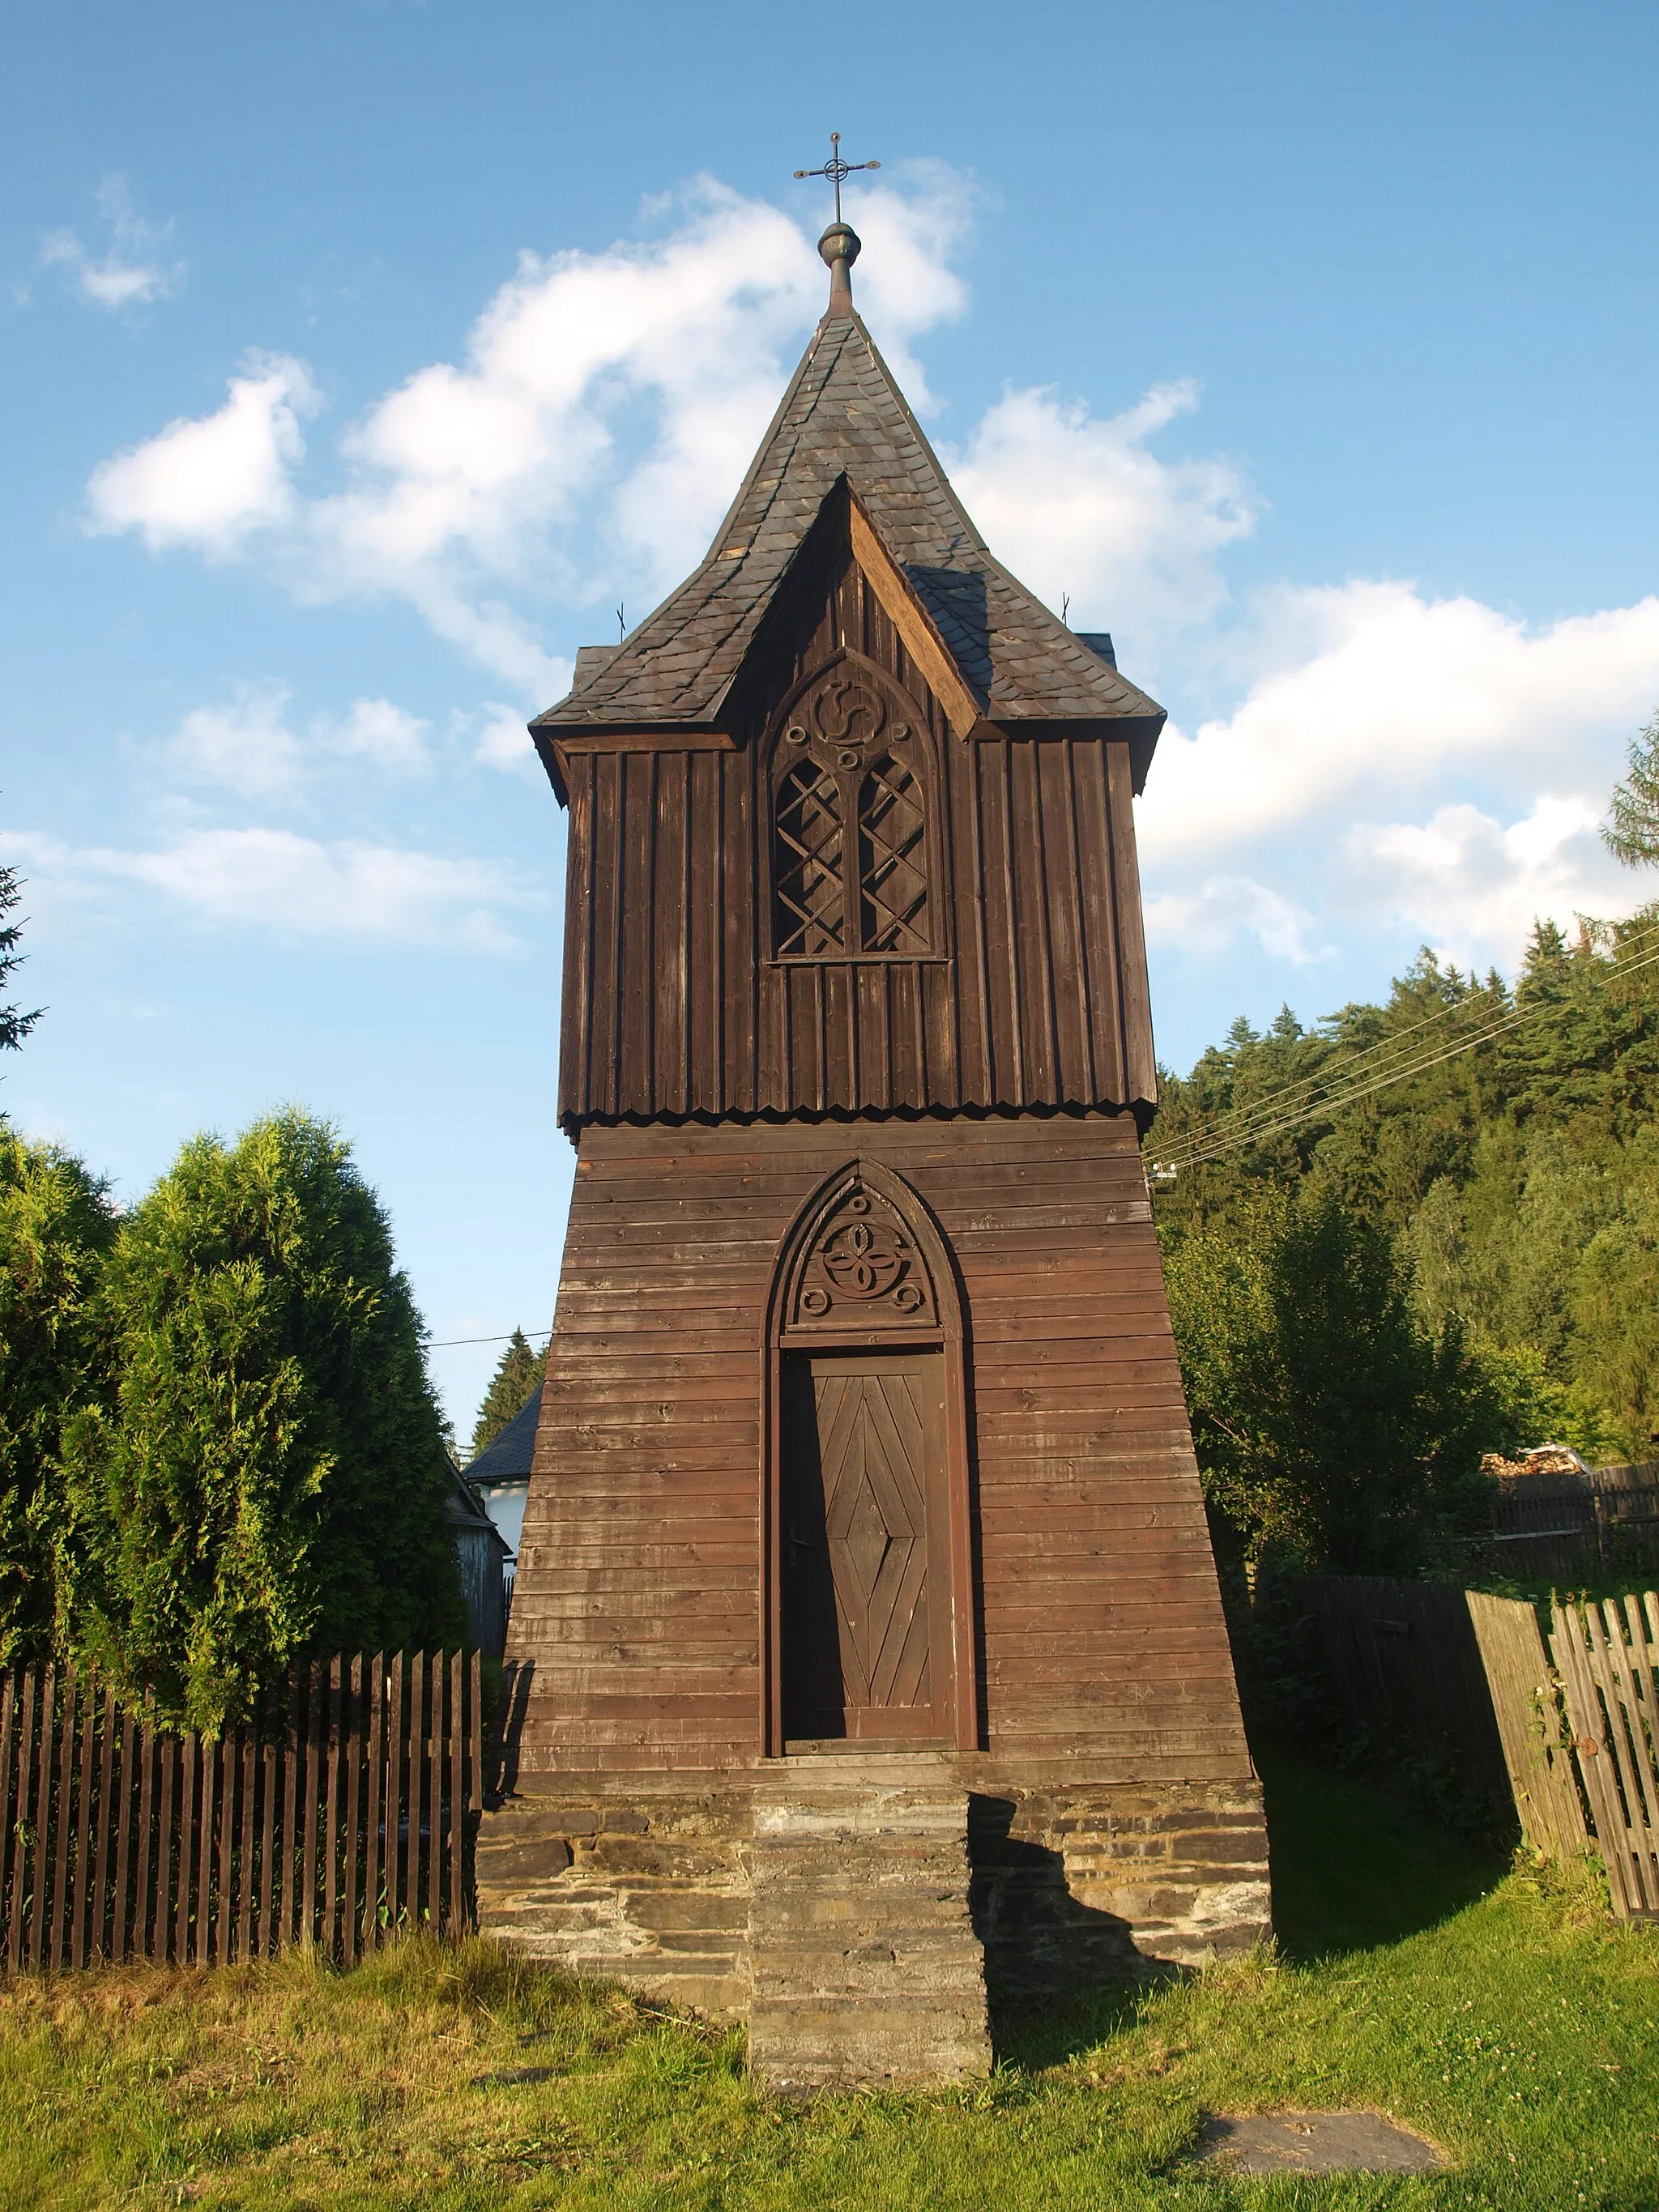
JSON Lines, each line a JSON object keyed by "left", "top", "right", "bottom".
{"left": 747, "top": 1758, "right": 990, "bottom": 2090}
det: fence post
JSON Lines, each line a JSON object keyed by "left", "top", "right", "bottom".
{"left": 364, "top": 1655, "right": 384, "bottom": 1952}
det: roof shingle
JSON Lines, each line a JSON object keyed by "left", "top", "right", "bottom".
{"left": 535, "top": 309, "right": 1163, "bottom": 739}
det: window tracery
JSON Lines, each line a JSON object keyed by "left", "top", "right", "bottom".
{"left": 770, "top": 664, "right": 932, "bottom": 960}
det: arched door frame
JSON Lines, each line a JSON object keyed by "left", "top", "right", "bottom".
{"left": 758, "top": 1156, "right": 979, "bottom": 1757}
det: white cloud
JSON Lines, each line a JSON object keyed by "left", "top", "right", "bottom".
{"left": 320, "top": 697, "right": 431, "bottom": 774}
{"left": 164, "top": 682, "right": 302, "bottom": 795}
{"left": 87, "top": 353, "right": 318, "bottom": 555}
{"left": 1345, "top": 794, "right": 1626, "bottom": 965}
{"left": 1139, "top": 584, "right": 1659, "bottom": 865}
{"left": 83, "top": 176, "right": 973, "bottom": 695}
{"left": 160, "top": 684, "right": 432, "bottom": 791}
{"left": 40, "top": 176, "right": 184, "bottom": 311}
{"left": 1144, "top": 876, "right": 1324, "bottom": 965}
{"left": 474, "top": 702, "right": 541, "bottom": 774}
{"left": 15, "top": 829, "right": 531, "bottom": 949}
{"left": 950, "top": 380, "right": 1257, "bottom": 652}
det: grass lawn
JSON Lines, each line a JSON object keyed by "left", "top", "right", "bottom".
{"left": 1, "top": 1750, "right": 1655, "bottom": 2210}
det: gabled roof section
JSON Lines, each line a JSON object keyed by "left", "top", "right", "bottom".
{"left": 461, "top": 1383, "right": 542, "bottom": 1485}
{"left": 535, "top": 308, "right": 1163, "bottom": 745}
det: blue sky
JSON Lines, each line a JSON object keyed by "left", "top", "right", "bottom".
{"left": 6, "top": 2, "right": 1657, "bottom": 1435}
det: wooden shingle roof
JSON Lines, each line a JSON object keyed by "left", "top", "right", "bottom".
{"left": 534, "top": 305, "right": 1164, "bottom": 751}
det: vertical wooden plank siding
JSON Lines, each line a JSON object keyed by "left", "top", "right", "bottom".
{"left": 425, "top": 1656, "right": 442, "bottom": 1932}
{"left": 215, "top": 1737, "right": 235, "bottom": 1963}
{"left": 50, "top": 1669, "right": 78, "bottom": 1970}
{"left": 194, "top": 1733, "right": 215, "bottom": 1967}
{"left": 469, "top": 1650, "right": 483, "bottom": 1831}
{"left": 323, "top": 1658, "right": 343, "bottom": 1956}
{"left": 113, "top": 1711, "right": 137, "bottom": 1963}
{"left": 238, "top": 1738, "right": 256, "bottom": 1962}
{"left": 364, "top": 1655, "right": 383, "bottom": 1952}
{"left": 407, "top": 1652, "right": 424, "bottom": 1933}
{"left": 258, "top": 1744, "right": 277, "bottom": 1959}
{"left": 173, "top": 1735, "right": 195, "bottom": 1963}
{"left": 448, "top": 1650, "right": 463, "bottom": 1932}
{"left": 1465, "top": 1592, "right": 1587, "bottom": 1860}
{"left": 28, "top": 1667, "right": 55, "bottom": 1968}
{"left": 0, "top": 1653, "right": 480, "bottom": 1973}
{"left": 1554, "top": 1601, "right": 1648, "bottom": 1916}
{"left": 0, "top": 1675, "right": 15, "bottom": 1972}
{"left": 281, "top": 1679, "right": 301, "bottom": 1951}
{"left": 386, "top": 1652, "right": 403, "bottom": 1938}
{"left": 92, "top": 1689, "right": 117, "bottom": 1961}
{"left": 154, "top": 1735, "right": 175, "bottom": 1963}
{"left": 552, "top": 586, "right": 1157, "bottom": 1127}
{"left": 70, "top": 1682, "right": 96, "bottom": 1969}
{"left": 343, "top": 1657, "right": 362, "bottom": 1963}
{"left": 302, "top": 1667, "right": 322, "bottom": 1950}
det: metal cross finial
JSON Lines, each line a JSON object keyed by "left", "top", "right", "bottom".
{"left": 793, "top": 131, "right": 880, "bottom": 224}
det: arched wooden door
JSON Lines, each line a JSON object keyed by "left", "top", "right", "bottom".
{"left": 762, "top": 1162, "right": 978, "bottom": 1754}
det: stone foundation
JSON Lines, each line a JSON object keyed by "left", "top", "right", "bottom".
{"left": 476, "top": 1758, "right": 1270, "bottom": 2071}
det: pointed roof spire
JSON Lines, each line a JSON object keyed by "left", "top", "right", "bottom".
{"left": 819, "top": 220, "right": 859, "bottom": 318}
{"left": 793, "top": 131, "right": 879, "bottom": 318}
{"left": 538, "top": 232, "right": 1166, "bottom": 782}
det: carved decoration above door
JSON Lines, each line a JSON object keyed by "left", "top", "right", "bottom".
{"left": 782, "top": 1175, "right": 940, "bottom": 1337}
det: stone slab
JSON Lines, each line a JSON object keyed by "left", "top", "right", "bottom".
{"left": 1196, "top": 2112, "right": 1448, "bottom": 2176}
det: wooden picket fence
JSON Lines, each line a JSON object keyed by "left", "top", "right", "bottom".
{"left": 1550, "top": 1594, "right": 1659, "bottom": 1918}
{"left": 0, "top": 1651, "right": 484, "bottom": 1972}
{"left": 1299, "top": 1576, "right": 1659, "bottom": 1920}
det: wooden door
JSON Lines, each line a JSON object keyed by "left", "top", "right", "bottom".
{"left": 778, "top": 1349, "right": 951, "bottom": 1745}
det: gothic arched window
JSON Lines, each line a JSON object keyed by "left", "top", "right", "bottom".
{"left": 858, "top": 756, "right": 928, "bottom": 954}
{"left": 770, "top": 669, "right": 932, "bottom": 961}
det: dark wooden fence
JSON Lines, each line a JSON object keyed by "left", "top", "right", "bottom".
{"left": 1478, "top": 1461, "right": 1659, "bottom": 1583}
{"left": 0, "top": 1651, "right": 484, "bottom": 1971}
{"left": 1292, "top": 1574, "right": 1512, "bottom": 1799}
{"left": 1298, "top": 1575, "right": 1659, "bottom": 1922}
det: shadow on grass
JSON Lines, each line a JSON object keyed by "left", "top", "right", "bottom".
{"left": 992, "top": 1744, "right": 1513, "bottom": 2069}
{"left": 1257, "top": 1739, "right": 1512, "bottom": 1963}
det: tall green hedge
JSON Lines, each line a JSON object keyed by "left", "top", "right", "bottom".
{"left": 0, "top": 1131, "right": 116, "bottom": 1666}
{"left": 58, "top": 1110, "right": 464, "bottom": 1730}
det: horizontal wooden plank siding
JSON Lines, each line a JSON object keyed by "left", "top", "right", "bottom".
{"left": 554, "top": 542, "right": 1156, "bottom": 1129}
{"left": 507, "top": 1113, "right": 1248, "bottom": 1784}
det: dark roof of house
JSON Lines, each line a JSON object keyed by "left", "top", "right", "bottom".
{"left": 445, "top": 1457, "right": 512, "bottom": 1549}
{"left": 461, "top": 1383, "right": 542, "bottom": 1485}
{"left": 535, "top": 306, "right": 1162, "bottom": 740}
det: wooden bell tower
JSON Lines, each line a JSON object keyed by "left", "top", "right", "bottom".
{"left": 480, "top": 203, "right": 1269, "bottom": 2082}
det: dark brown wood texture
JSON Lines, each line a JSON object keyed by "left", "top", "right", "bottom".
{"left": 0, "top": 1653, "right": 484, "bottom": 1971}
{"left": 506, "top": 1114, "right": 1248, "bottom": 1781}
{"left": 780, "top": 1351, "right": 947, "bottom": 1742}
{"left": 554, "top": 539, "right": 1155, "bottom": 1131}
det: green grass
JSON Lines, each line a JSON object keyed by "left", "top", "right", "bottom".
{"left": 1, "top": 1751, "right": 1655, "bottom": 2210}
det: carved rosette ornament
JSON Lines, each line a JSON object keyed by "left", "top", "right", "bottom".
{"left": 786, "top": 1181, "right": 938, "bottom": 1333}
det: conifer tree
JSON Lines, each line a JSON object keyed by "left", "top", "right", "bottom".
{"left": 471, "top": 1327, "right": 544, "bottom": 1459}
{"left": 0, "top": 1131, "right": 115, "bottom": 1665}
{"left": 59, "top": 1109, "right": 465, "bottom": 1729}
{"left": 1605, "top": 711, "right": 1659, "bottom": 868}
{"left": 0, "top": 851, "right": 44, "bottom": 1055}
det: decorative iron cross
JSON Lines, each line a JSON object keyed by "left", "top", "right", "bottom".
{"left": 792, "top": 131, "right": 880, "bottom": 224}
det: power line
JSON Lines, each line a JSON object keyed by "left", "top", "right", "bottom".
{"left": 1154, "top": 930, "right": 1659, "bottom": 1173}
{"left": 1158, "top": 909, "right": 1659, "bottom": 1168}
{"left": 427, "top": 1329, "right": 552, "bottom": 1349}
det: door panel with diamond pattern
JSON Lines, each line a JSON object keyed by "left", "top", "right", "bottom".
{"left": 779, "top": 1351, "right": 949, "bottom": 1742}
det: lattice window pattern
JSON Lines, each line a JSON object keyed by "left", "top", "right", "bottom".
{"left": 858, "top": 757, "right": 930, "bottom": 954}
{"left": 774, "top": 761, "right": 847, "bottom": 957}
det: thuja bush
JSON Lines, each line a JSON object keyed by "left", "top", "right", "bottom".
{"left": 0, "top": 1127, "right": 117, "bottom": 1666}
{"left": 60, "top": 1109, "right": 463, "bottom": 1729}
